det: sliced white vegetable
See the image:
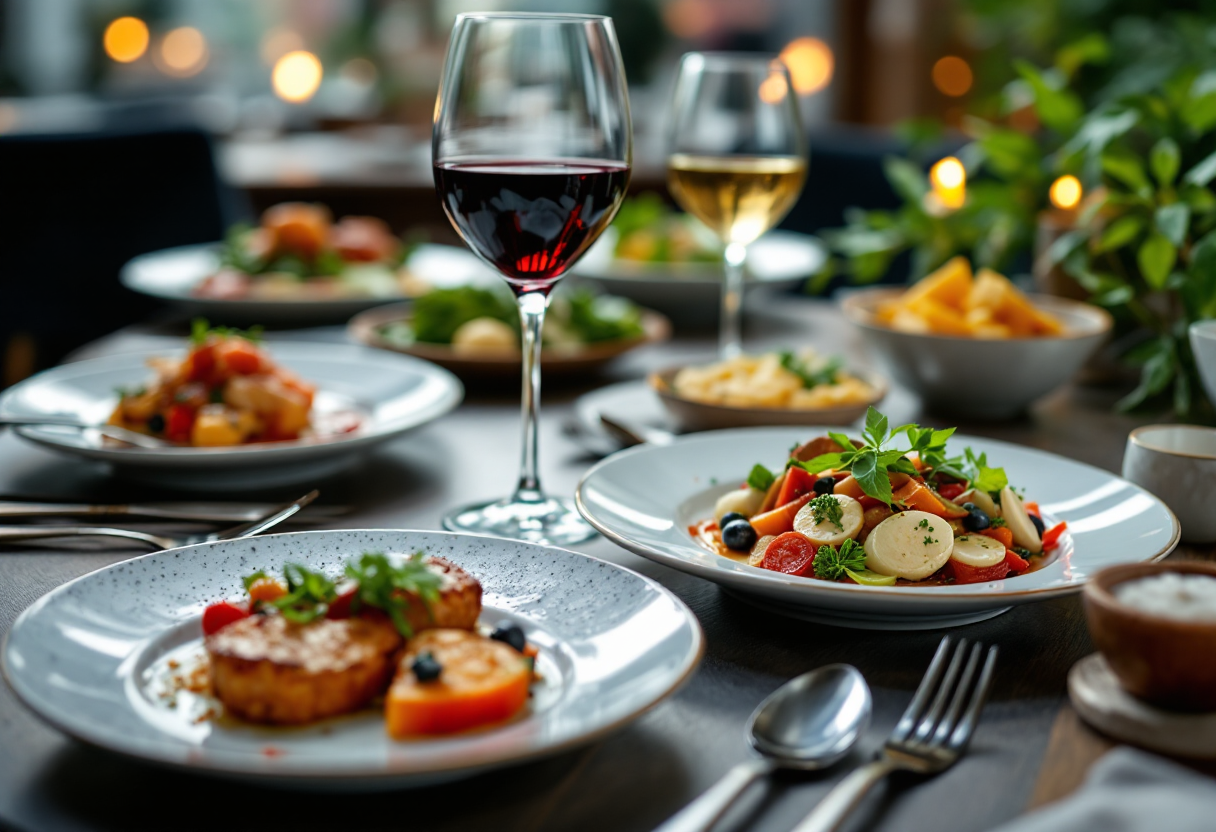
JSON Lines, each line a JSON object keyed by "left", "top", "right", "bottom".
{"left": 958, "top": 488, "right": 1000, "bottom": 518}
{"left": 999, "top": 486, "right": 1042, "bottom": 554}
{"left": 863, "top": 510, "right": 954, "bottom": 581}
{"left": 950, "top": 533, "right": 1006, "bottom": 567}
{"left": 748, "top": 535, "right": 776, "bottom": 567}
{"left": 714, "top": 487, "right": 766, "bottom": 523}
{"left": 793, "top": 494, "right": 863, "bottom": 547}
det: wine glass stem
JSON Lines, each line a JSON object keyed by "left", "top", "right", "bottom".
{"left": 513, "top": 290, "right": 549, "bottom": 503}
{"left": 720, "top": 242, "right": 747, "bottom": 358}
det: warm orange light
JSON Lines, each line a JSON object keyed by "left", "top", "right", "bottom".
{"left": 104, "top": 17, "right": 149, "bottom": 64}
{"left": 272, "top": 51, "right": 323, "bottom": 103}
{"left": 758, "top": 73, "right": 789, "bottom": 104}
{"left": 664, "top": 0, "right": 714, "bottom": 39}
{"left": 260, "top": 28, "right": 305, "bottom": 66}
{"left": 779, "top": 37, "right": 833, "bottom": 95}
{"left": 930, "top": 157, "right": 966, "bottom": 210}
{"left": 1049, "top": 175, "right": 1083, "bottom": 210}
{"left": 932, "top": 56, "right": 973, "bottom": 97}
{"left": 159, "top": 27, "right": 208, "bottom": 77}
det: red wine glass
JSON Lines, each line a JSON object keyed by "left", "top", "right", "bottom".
{"left": 433, "top": 13, "right": 631, "bottom": 544}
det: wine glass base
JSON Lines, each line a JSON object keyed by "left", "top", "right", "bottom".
{"left": 441, "top": 495, "right": 597, "bottom": 546}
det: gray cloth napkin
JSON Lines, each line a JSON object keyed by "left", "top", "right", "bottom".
{"left": 991, "top": 747, "right": 1216, "bottom": 832}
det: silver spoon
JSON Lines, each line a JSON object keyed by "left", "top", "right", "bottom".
{"left": 0, "top": 415, "right": 171, "bottom": 448}
{"left": 653, "top": 664, "right": 872, "bottom": 832}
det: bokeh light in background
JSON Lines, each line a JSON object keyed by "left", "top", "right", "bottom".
{"left": 931, "top": 56, "right": 972, "bottom": 97}
{"left": 261, "top": 28, "right": 306, "bottom": 66}
{"left": 158, "top": 27, "right": 209, "bottom": 78}
{"left": 273, "top": 51, "right": 323, "bottom": 103}
{"left": 779, "top": 37, "right": 833, "bottom": 95}
{"left": 103, "top": 17, "right": 149, "bottom": 64}
{"left": 758, "top": 73, "right": 789, "bottom": 104}
{"left": 1049, "top": 175, "right": 1083, "bottom": 210}
{"left": 930, "top": 156, "right": 966, "bottom": 209}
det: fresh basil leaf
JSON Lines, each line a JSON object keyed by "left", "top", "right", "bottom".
{"left": 747, "top": 464, "right": 776, "bottom": 492}
{"left": 851, "top": 450, "right": 894, "bottom": 505}
{"left": 798, "top": 453, "right": 845, "bottom": 474}
{"left": 864, "top": 406, "right": 889, "bottom": 446}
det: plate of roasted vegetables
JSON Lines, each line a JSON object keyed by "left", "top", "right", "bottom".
{"left": 1, "top": 529, "right": 703, "bottom": 787}
{"left": 121, "top": 202, "right": 493, "bottom": 324}
{"left": 576, "top": 407, "right": 1179, "bottom": 629}
{"left": 0, "top": 324, "right": 462, "bottom": 489}
{"left": 349, "top": 285, "right": 669, "bottom": 378}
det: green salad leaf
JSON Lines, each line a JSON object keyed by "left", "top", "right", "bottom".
{"left": 747, "top": 464, "right": 776, "bottom": 492}
{"left": 779, "top": 351, "right": 843, "bottom": 389}
{"left": 411, "top": 286, "right": 517, "bottom": 344}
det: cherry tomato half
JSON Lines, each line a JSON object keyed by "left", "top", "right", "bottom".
{"left": 202, "top": 601, "right": 250, "bottom": 635}
{"left": 762, "top": 531, "right": 817, "bottom": 577}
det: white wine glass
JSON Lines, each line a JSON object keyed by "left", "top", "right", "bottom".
{"left": 667, "top": 53, "right": 807, "bottom": 357}
{"left": 433, "top": 13, "right": 632, "bottom": 545}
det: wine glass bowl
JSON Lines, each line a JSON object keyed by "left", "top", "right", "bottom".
{"left": 433, "top": 12, "right": 631, "bottom": 544}
{"left": 666, "top": 53, "right": 807, "bottom": 357}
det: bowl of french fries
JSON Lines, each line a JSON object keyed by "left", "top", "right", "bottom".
{"left": 841, "top": 257, "right": 1112, "bottom": 418}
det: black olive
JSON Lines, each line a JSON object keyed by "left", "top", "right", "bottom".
{"left": 411, "top": 652, "right": 442, "bottom": 682}
{"left": 490, "top": 624, "right": 526, "bottom": 653}
{"left": 813, "top": 476, "right": 836, "bottom": 495}
{"left": 719, "top": 512, "right": 748, "bottom": 528}
{"left": 1030, "top": 513, "right": 1046, "bottom": 536}
{"left": 961, "top": 502, "right": 976, "bottom": 512}
{"left": 722, "top": 518, "right": 758, "bottom": 551}
{"left": 147, "top": 413, "right": 166, "bottom": 434}
{"left": 962, "top": 509, "right": 991, "bottom": 531}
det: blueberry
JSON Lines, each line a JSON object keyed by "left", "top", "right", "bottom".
{"left": 490, "top": 624, "right": 526, "bottom": 653}
{"left": 411, "top": 652, "right": 442, "bottom": 682}
{"left": 1030, "top": 514, "right": 1046, "bottom": 536}
{"left": 147, "top": 413, "right": 165, "bottom": 434}
{"left": 813, "top": 477, "right": 836, "bottom": 496}
{"left": 722, "top": 519, "right": 758, "bottom": 551}
{"left": 962, "top": 509, "right": 991, "bottom": 531}
{"left": 961, "top": 502, "right": 976, "bottom": 512}
{"left": 719, "top": 512, "right": 748, "bottom": 528}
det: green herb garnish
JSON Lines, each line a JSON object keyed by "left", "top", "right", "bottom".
{"left": 748, "top": 464, "right": 777, "bottom": 492}
{"left": 190, "top": 318, "right": 264, "bottom": 345}
{"left": 263, "top": 563, "right": 339, "bottom": 624}
{"left": 344, "top": 552, "right": 443, "bottom": 638}
{"left": 779, "top": 351, "right": 843, "bottom": 389}
{"left": 989, "top": 516, "right": 1007, "bottom": 528}
{"left": 808, "top": 494, "right": 844, "bottom": 530}
{"left": 814, "top": 538, "right": 867, "bottom": 580}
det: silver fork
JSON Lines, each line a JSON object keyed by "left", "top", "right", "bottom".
{"left": 790, "top": 636, "right": 999, "bottom": 832}
{"left": 0, "top": 490, "right": 319, "bottom": 550}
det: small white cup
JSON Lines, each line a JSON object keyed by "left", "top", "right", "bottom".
{"left": 1123, "top": 425, "right": 1216, "bottom": 543}
{"left": 1188, "top": 321, "right": 1216, "bottom": 404}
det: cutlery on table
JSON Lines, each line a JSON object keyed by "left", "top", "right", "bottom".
{"left": 0, "top": 490, "right": 319, "bottom": 550}
{"left": 791, "top": 636, "right": 999, "bottom": 832}
{"left": 654, "top": 664, "right": 871, "bottom": 832}
{"left": 598, "top": 414, "right": 677, "bottom": 449}
{"left": 0, "top": 498, "right": 347, "bottom": 523}
{"left": 0, "top": 415, "right": 171, "bottom": 449}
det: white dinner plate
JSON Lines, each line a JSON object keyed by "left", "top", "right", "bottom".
{"left": 121, "top": 243, "right": 496, "bottom": 325}
{"left": 575, "top": 427, "right": 1179, "bottom": 630}
{"left": 571, "top": 230, "right": 826, "bottom": 326}
{"left": 0, "top": 343, "right": 463, "bottom": 490}
{"left": 1, "top": 529, "right": 703, "bottom": 789}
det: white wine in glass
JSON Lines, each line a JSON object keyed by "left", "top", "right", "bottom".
{"left": 667, "top": 55, "right": 807, "bottom": 357}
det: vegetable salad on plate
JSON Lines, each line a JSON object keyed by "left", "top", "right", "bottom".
{"left": 691, "top": 407, "right": 1068, "bottom": 586}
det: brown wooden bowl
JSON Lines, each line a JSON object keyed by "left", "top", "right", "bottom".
{"left": 1084, "top": 561, "right": 1216, "bottom": 712}
{"left": 348, "top": 302, "right": 671, "bottom": 380}
{"left": 648, "top": 365, "right": 887, "bottom": 431}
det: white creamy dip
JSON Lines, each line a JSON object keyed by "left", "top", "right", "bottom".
{"left": 1114, "top": 573, "right": 1216, "bottom": 622}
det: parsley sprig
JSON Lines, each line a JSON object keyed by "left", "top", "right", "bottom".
{"left": 814, "top": 538, "right": 867, "bottom": 580}
{"left": 779, "top": 351, "right": 842, "bottom": 389}
{"left": 928, "top": 447, "right": 1009, "bottom": 495}
{"left": 191, "top": 318, "right": 264, "bottom": 345}
{"left": 243, "top": 563, "right": 337, "bottom": 625}
{"left": 808, "top": 494, "right": 843, "bottom": 530}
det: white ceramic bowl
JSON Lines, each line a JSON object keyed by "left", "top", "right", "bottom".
{"left": 1123, "top": 425, "right": 1216, "bottom": 543}
{"left": 1, "top": 529, "right": 703, "bottom": 789}
{"left": 576, "top": 427, "right": 1178, "bottom": 630}
{"left": 1188, "top": 320, "right": 1216, "bottom": 406}
{"left": 841, "top": 288, "right": 1112, "bottom": 418}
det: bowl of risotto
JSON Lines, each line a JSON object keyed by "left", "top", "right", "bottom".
{"left": 649, "top": 350, "right": 886, "bottom": 431}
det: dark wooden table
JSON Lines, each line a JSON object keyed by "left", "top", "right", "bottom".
{"left": 0, "top": 296, "right": 1203, "bottom": 832}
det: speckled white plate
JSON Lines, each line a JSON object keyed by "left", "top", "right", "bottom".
{"left": 576, "top": 427, "right": 1180, "bottom": 630}
{"left": 1, "top": 530, "right": 703, "bottom": 788}
{"left": 0, "top": 343, "right": 463, "bottom": 491}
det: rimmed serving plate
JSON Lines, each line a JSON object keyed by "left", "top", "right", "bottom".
{"left": 1, "top": 529, "right": 703, "bottom": 789}
{"left": 121, "top": 243, "right": 494, "bottom": 325}
{"left": 349, "top": 303, "right": 671, "bottom": 379}
{"left": 575, "top": 427, "right": 1179, "bottom": 630}
{"left": 0, "top": 343, "right": 463, "bottom": 490}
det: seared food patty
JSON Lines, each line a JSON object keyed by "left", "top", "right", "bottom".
{"left": 205, "top": 557, "right": 483, "bottom": 725}
{"left": 207, "top": 614, "right": 402, "bottom": 725}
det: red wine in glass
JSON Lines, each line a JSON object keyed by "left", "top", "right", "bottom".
{"left": 434, "top": 159, "right": 630, "bottom": 295}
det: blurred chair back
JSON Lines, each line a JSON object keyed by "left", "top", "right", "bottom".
{"left": 0, "top": 128, "right": 235, "bottom": 387}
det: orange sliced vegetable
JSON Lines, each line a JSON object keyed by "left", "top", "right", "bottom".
{"left": 757, "top": 470, "right": 788, "bottom": 514}
{"left": 776, "top": 466, "right": 816, "bottom": 507}
{"left": 247, "top": 577, "right": 287, "bottom": 605}
{"left": 979, "top": 525, "right": 1014, "bottom": 549}
{"left": 893, "top": 479, "right": 969, "bottom": 518}
{"left": 386, "top": 629, "right": 530, "bottom": 738}
{"left": 749, "top": 492, "right": 815, "bottom": 538}
{"left": 1041, "top": 521, "right": 1067, "bottom": 551}
{"left": 1004, "top": 549, "right": 1029, "bottom": 572}
{"left": 761, "top": 531, "right": 816, "bottom": 576}
{"left": 1024, "top": 501, "right": 1040, "bottom": 517}
{"left": 832, "top": 475, "right": 866, "bottom": 501}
